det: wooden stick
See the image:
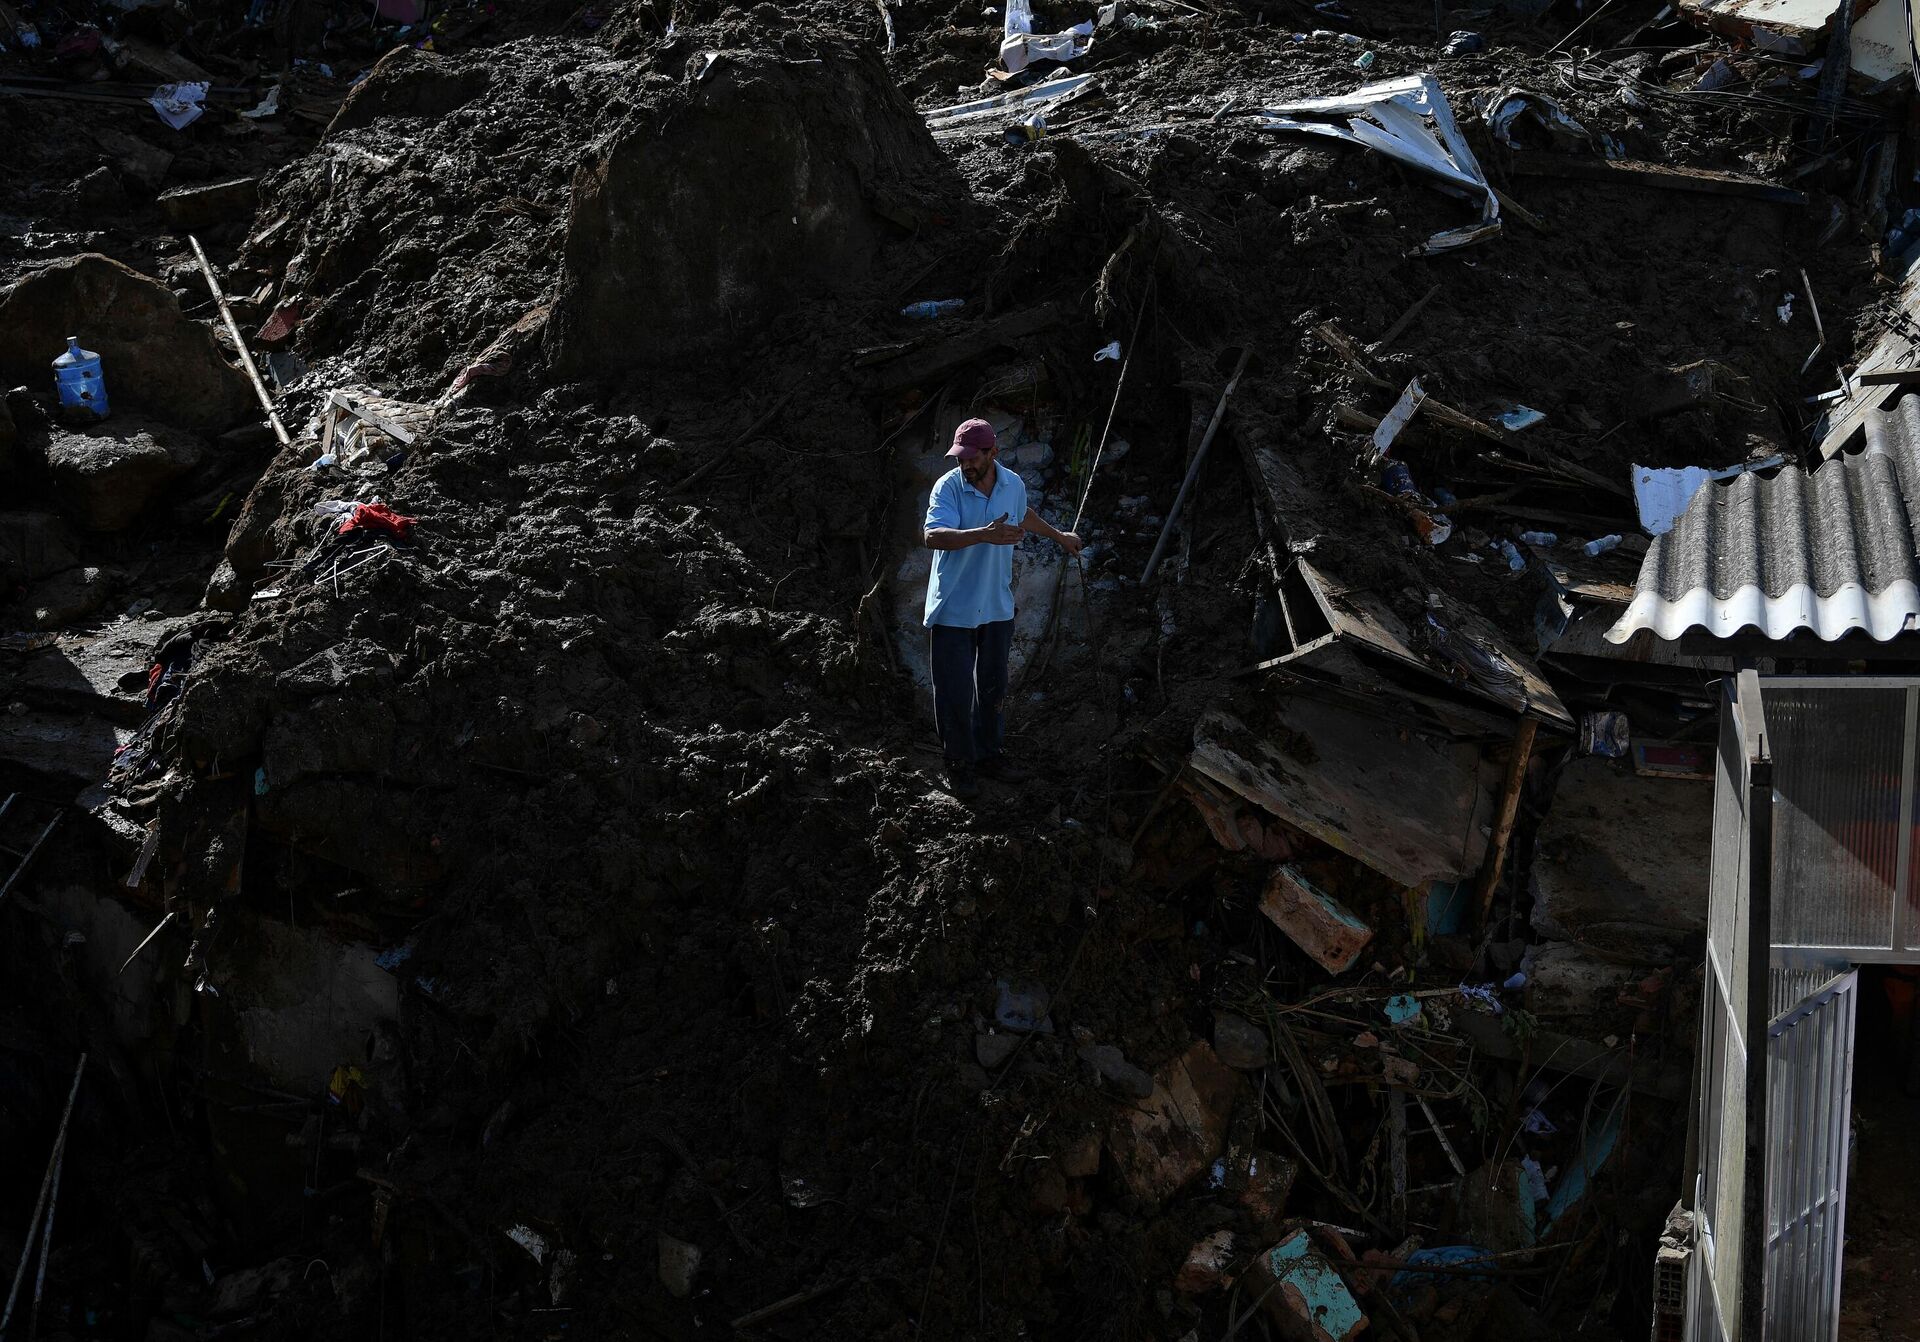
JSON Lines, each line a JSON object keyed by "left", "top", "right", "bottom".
{"left": 117, "top": 910, "right": 178, "bottom": 977}
{"left": 669, "top": 389, "right": 796, "bottom": 495}
{"left": 1475, "top": 717, "right": 1539, "bottom": 929}
{"left": 1141, "top": 347, "right": 1252, "bottom": 584}
{"left": 187, "top": 234, "right": 290, "bottom": 447}
{"left": 1371, "top": 284, "right": 1440, "bottom": 352}
{"left": 731, "top": 1280, "right": 844, "bottom": 1330}
{"left": 1490, "top": 186, "right": 1550, "bottom": 235}
{"left": 28, "top": 1092, "right": 75, "bottom": 1338}
{"left": 1, "top": 1055, "right": 85, "bottom": 1334}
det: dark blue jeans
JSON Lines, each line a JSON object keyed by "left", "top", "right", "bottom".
{"left": 929, "top": 619, "right": 1012, "bottom": 768}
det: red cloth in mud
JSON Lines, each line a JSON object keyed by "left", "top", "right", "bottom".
{"left": 338, "top": 502, "right": 417, "bottom": 539}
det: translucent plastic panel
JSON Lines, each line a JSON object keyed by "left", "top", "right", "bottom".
{"left": 1767, "top": 687, "right": 1906, "bottom": 952}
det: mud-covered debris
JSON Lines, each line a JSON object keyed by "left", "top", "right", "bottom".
{"left": 1175, "top": 1230, "right": 1236, "bottom": 1293}
{"left": 994, "top": 978, "right": 1053, "bottom": 1033}
{"left": 1077, "top": 1042, "right": 1152, "bottom": 1099}
{"left": 1109, "top": 1041, "right": 1238, "bottom": 1202}
{"left": 975, "top": 1030, "right": 1019, "bottom": 1067}
{"left": 1212, "top": 1011, "right": 1270, "bottom": 1070}
{"left": 657, "top": 1232, "right": 701, "bottom": 1298}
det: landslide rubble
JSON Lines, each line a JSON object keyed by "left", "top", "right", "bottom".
{"left": 0, "top": 2, "right": 1898, "bottom": 1339}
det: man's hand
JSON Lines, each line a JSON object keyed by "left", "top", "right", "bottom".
{"left": 977, "top": 514, "right": 1023, "bottom": 545}
{"left": 1057, "top": 530, "right": 1084, "bottom": 557}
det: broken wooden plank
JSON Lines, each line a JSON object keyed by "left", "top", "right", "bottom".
{"left": 1474, "top": 717, "right": 1538, "bottom": 928}
{"left": 1488, "top": 186, "right": 1550, "bottom": 234}
{"left": 1371, "top": 284, "right": 1440, "bottom": 352}
{"left": 1314, "top": 324, "right": 1624, "bottom": 496}
{"left": 1296, "top": 558, "right": 1575, "bottom": 729}
{"left": 1854, "top": 366, "right": 1920, "bottom": 386}
{"left": 1191, "top": 704, "right": 1491, "bottom": 889}
{"left": 856, "top": 303, "right": 1067, "bottom": 390}
{"left": 1504, "top": 150, "right": 1808, "bottom": 205}
{"left": 115, "top": 36, "right": 214, "bottom": 85}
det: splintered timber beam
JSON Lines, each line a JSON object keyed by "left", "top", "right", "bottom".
{"left": 1475, "top": 716, "right": 1538, "bottom": 928}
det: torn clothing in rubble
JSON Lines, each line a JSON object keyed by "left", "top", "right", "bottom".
{"left": 337, "top": 502, "right": 417, "bottom": 541}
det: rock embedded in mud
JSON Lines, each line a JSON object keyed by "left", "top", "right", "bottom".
{"left": 657, "top": 1232, "right": 701, "bottom": 1298}
{"left": 28, "top": 565, "right": 111, "bottom": 628}
{"left": 1212, "top": 1012, "right": 1270, "bottom": 1070}
{"left": 0, "top": 255, "right": 256, "bottom": 431}
{"left": 1077, "top": 1043, "right": 1153, "bottom": 1099}
{"left": 157, "top": 177, "right": 260, "bottom": 230}
{"left": 39, "top": 417, "right": 205, "bottom": 531}
{"left": 975, "top": 1031, "right": 1019, "bottom": 1068}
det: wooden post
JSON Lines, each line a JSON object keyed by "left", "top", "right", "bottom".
{"left": 187, "top": 234, "right": 290, "bottom": 446}
{"left": 1141, "top": 347, "right": 1252, "bottom": 584}
{"left": 1475, "top": 716, "right": 1538, "bottom": 929}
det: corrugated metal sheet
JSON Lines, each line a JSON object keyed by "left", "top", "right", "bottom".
{"left": 1607, "top": 392, "right": 1920, "bottom": 643}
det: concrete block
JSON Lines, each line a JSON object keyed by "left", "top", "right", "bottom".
{"left": 1260, "top": 866, "right": 1373, "bottom": 975}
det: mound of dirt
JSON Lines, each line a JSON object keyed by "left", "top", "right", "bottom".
{"left": 551, "top": 43, "right": 964, "bottom": 373}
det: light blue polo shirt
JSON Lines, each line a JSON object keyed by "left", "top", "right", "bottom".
{"left": 923, "top": 463, "right": 1028, "bottom": 628}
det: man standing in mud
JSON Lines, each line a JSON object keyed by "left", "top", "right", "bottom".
{"left": 923, "top": 418, "right": 1083, "bottom": 800}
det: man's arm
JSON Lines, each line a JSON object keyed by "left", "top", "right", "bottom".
{"left": 927, "top": 513, "right": 1023, "bottom": 550}
{"left": 1021, "top": 506, "right": 1084, "bottom": 556}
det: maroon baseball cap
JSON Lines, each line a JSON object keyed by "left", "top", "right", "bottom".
{"left": 947, "top": 418, "right": 996, "bottom": 459}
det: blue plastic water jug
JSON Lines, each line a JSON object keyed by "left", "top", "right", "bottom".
{"left": 52, "top": 336, "right": 109, "bottom": 422}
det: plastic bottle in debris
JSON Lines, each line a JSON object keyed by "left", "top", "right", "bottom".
{"left": 901, "top": 299, "right": 965, "bottom": 320}
{"left": 1518, "top": 530, "right": 1558, "bottom": 547}
{"left": 1003, "top": 114, "right": 1046, "bottom": 146}
{"left": 1380, "top": 459, "right": 1453, "bottom": 545}
{"left": 1582, "top": 534, "right": 1623, "bottom": 556}
{"left": 52, "top": 336, "right": 109, "bottom": 423}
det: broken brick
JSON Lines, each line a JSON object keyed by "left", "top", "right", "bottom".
{"left": 1108, "top": 1041, "right": 1239, "bottom": 1203}
{"left": 1260, "top": 866, "right": 1374, "bottom": 975}
{"left": 1243, "top": 1226, "right": 1368, "bottom": 1342}
{"left": 1175, "top": 1230, "right": 1236, "bottom": 1293}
